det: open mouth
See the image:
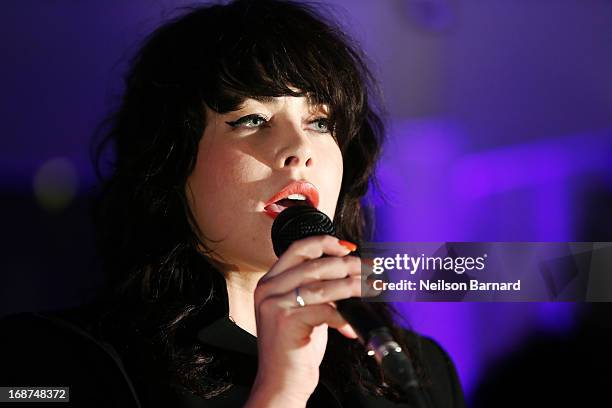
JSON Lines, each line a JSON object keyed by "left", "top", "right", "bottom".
{"left": 264, "top": 181, "right": 320, "bottom": 219}
{"left": 264, "top": 194, "right": 314, "bottom": 218}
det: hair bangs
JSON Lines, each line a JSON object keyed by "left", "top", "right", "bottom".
{"left": 197, "top": 0, "right": 368, "bottom": 148}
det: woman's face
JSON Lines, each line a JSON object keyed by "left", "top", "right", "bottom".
{"left": 186, "top": 96, "right": 343, "bottom": 272}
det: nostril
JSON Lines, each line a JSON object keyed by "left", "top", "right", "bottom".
{"left": 282, "top": 155, "right": 313, "bottom": 167}
{"left": 284, "top": 156, "right": 298, "bottom": 166}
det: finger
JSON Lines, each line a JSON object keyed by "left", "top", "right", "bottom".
{"left": 361, "top": 275, "right": 384, "bottom": 298}
{"left": 327, "top": 302, "right": 359, "bottom": 339}
{"left": 291, "top": 303, "right": 355, "bottom": 337}
{"left": 263, "top": 235, "right": 355, "bottom": 281}
{"left": 278, "top": 276, "right": 362, "bottom": 309}
{"left": 361, "top": 258, "right": 376, "bottom": 278}
{"left": 257, "top": 255, "right": 361, "bottom": 299}
{"left": 337, "top": 322, "right": 359, "bottom": 339}
{"left": 363, "top": 278, "right": 383, "bottom": 298}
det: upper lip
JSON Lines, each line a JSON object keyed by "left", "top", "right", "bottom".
{"left": 264, "top": 180, "right": 320, "bottom": 209}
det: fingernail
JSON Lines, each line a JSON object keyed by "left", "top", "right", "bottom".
{"left": 338, "top": 240, "right": 357, "bottom": 252}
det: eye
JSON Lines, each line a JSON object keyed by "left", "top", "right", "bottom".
{"left": 306, "top": 117, "right": 331, "bottom": 134}
{"left": 225, "top": 114, "right": 269, "bottom": 129}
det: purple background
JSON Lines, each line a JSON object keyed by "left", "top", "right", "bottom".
{"left": 2, "top": 1, "right": 611, "bottom": 405}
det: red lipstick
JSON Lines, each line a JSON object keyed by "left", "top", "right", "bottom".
{"left": 263, "top": 181, "right": 320, "bottom": 219}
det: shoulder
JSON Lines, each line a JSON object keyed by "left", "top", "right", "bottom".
{"left": 407, "top": 332, "right": 466, "bottom": 408}
{"left": 0, "top": 311, "right": 141, "bottom": 407}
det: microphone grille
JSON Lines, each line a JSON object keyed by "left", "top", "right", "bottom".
{"left": 271, "top": 206, "right": 335, "bottom": 257}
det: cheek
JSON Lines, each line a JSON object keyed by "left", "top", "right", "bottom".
{"left": 317, "top": 143, "right": 344, "bottom": 217}
{"left": 188, "top": 144, "right": 251, "bottom": 239}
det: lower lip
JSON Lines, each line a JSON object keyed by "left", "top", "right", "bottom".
{"left": 264, "top": 209, "right": 279, "bottom": 219}
{"left": 264, "top": 202, "right": 315, "bottom": 219}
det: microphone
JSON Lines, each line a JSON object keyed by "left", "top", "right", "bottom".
{"left": 271, "top": 205, "right": 427, "bottom": 406}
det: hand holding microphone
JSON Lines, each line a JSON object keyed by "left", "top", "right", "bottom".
{"left": 246, "top": 234, "right": 365, "bottom": 408}
{"left": 246, "top": 205, "right": 425, "bottom": 408}
{"left": 270, "top": 205, "right": 426, "bottom": 407}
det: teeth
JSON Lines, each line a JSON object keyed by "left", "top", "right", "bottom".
{"left": 287, "top": 194, "right": 307, "bottom": 200}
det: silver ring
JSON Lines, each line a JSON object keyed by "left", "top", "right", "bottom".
{"left": 295, "top": 286, "right": 306, "bottom": 307}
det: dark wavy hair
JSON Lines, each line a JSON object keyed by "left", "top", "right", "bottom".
{"left": 92, "top": 0, "right": 426, "bottom": 404}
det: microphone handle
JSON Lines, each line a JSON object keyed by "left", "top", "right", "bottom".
{"left": 335, "top": 284, "right": 428, "bottom": 407}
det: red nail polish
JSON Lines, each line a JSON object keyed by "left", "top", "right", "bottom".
{"left": 338, "top": 240, "right": 357, "bottom": 252}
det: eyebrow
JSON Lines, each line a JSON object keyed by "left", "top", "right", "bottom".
{"left": 250, "top": 91, "right": 308, "bottom": 104}
{"left": 252, "top": 95, "right": 277, "bottom": 104}
{"left": 237, "top": 93, "right": 326, "bottom": 111}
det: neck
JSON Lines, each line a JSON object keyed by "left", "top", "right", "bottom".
{"left": 223, "top": 269, "right": 266, "bottom": 337}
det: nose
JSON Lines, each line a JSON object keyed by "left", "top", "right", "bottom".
{"left": 274, "top": 126, "right": 314, "bottom": 169}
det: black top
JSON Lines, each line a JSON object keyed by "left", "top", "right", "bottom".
{"left": 0, "top": 312, "right": 466, "bottom": 407}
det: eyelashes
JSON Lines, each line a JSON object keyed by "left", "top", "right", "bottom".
{"left": 225, "top": 114, "right": 331, "bottom": 134}
{"left": 225, "top": 114, "right": 269, "bottom": 129}
{"left": 308, "top": 118, "right": 331, "bottom": 133}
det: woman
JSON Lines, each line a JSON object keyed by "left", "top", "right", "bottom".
{"left": 0, "top": 1, "right": 465, "bottom": 407}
